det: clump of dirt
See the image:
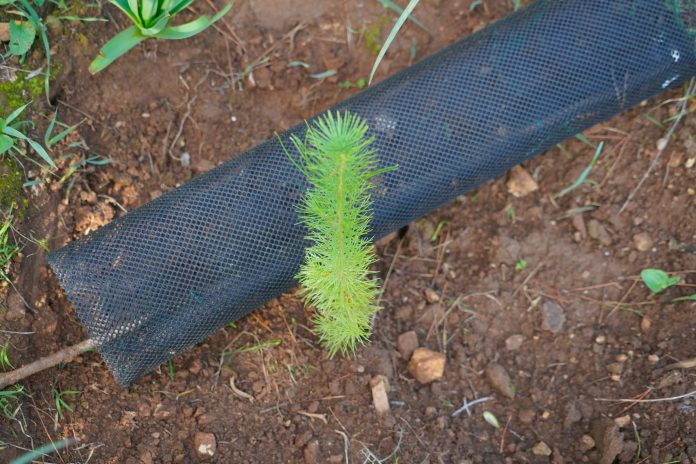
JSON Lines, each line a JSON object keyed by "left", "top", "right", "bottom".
{"left": 1, "top": 0, "right": 695, "bottom": 463}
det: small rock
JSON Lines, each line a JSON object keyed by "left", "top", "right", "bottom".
{"left": 587, "top": 219, "right": 612, "bottom": 246}
{"left": 633, "top": 233, "right": 653, "bottom": 252}
{"left": 613, "top": 415, "right": 631, "bottom": 428}
{"left": 648, "top": 354, "right": 659, "bottom": 363}
{"left": 485, "top": 363, "right": 515, "bottom": 399}
{"left": 506, "top": 166, "right": 538, "bottom": 197}
{"left": 140, "top": 451, "right": 154, "bottom": 464}
{"left": 303, "top": 440, "right": 319, "bottom": 464}
{"left": 606, "top": 363, "right": 623, "bottom": 375}
{"left": 532, "top": 441, "right": 552, "bottom": 456}
{"left": 193, "top": 432, "right": 216, "bottom": 460}
{"left": 424, "top": 288, "right": 440, "bottom": 303}
{"left": 370, "top": 375, "right": 391, "bottom": 417}
{"left": 408, "top": 348, "right": 446, "bottom": 384}
{"left": 294, "top": 430, "right": 313, "bottom": 448}
{"left": 505, "top": 334, "right": 525, "bottom": 351}
{"left": 4, "top": 292, "right": 26, "bottom": 321}
{"left": 572, "top": 213, "right": 587, "bottom": 239}
{"left": 541, "top": 301, "right": 566, "bottom": 333}
{"left": 580, "top": 434, "right": 596, "bottom": 451}
{"left": 640, "top": 316, "right": 652, "bottom": 333}
{"left": 179, "top": 152, "right": 191, "bottom": 167}
{"left": 595, "top": 335, "right": 606, "bottom": 344}
{"left": 591, "top": 419, "right": 623, "bottom": 464}
{"left": 397, "top": 331, "right": 419, "bottom": 360}
{"left": 518, "top": 408, "right": 535, "bottom": 424}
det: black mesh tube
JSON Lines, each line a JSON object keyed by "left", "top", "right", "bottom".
{"left": 48, "top": 0, "right": 696, "bottom": 385}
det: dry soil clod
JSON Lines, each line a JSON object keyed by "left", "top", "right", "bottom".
{"left": 408, "top": 348, "right": 445, "bottom": 384}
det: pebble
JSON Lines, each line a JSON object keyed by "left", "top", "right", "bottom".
{"left": 587, "top": 220, "right": 612, "bottom": 246}
{"left": 303, "top": 440, "right": 319, "bottom": 464}
{"left": 408, "top": 348, "right": 446, "bottom": 384}
{"left": 424, "top": 288, "right": 440, "bottom": 303}
{"left": 595, "top": 335, "right": 606, "bottom": 344}
{"left": 613, "top": 415, "right": 631, "bottom": 428}
{"left": 591, "top": 419, "right": 623, "bottom": 464}
{"left": 648, "top": 354, "right": 659, "bottom": 363}
{"left": 370, "top": 375, "right": 391, "bottom": 417}
{"left": 4, "top": 292, "right": 26, "bottom": 321}
{"left": 633, "top": 233, "right": 653, "bottom": 252}
{"left": 640, "top": 316, "right": 652, "bottom": 333}
{"left": 541, "top": 301, "right": 566, "bottom": 333}
{"left": 485, "top": 363, "right": 515, "bottom": 399}
{"left": 193, "top": 432, "right": 216, "bottom": 460}
{"left": 505, "top": 334, "right": 525, "bottom": 351}
{"left": 606, "top": 363, "right": 623, "bottom": 375}
{"left": 532, "top": 441, "right": 552, "bottom": 456}
{"left": 506, "top": 166, "right": 539, "bottom": 197}
{"left": 572, "top": 214, "right": 587, "bottom": 239}
{"left": 397, "top": 331, "right": 419, "bottom": 360}
{"left": 580, "top": 434, "right": 596, "bottom": 451}
{"left": 179, "top": 152, "right": 191, "bottom": 167}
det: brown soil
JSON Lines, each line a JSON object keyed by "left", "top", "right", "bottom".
{"left": 2, "top": 0, "right": 695, "bottom": 463}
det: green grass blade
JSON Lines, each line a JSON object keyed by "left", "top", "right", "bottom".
{"left": 555, "top": 141, "right": 603, "bottom": 198}
{"left": 156, "top": 3, "right": 231, "bottom": 40}
{"left": 4, "top": 126, "right": 56, "bottom": 168}
{"left": 108, "top": 0, "right": 142, "bottom": 25}
{"left": 376, "top": 0, "right": 430, "bottom": 33}
{"left": 168, "top": 0, "right": 196, "bottom": 15}
{"left": 0, "top": 134, "right": 13, "bottom": 155}
{"left": 9, "top": 439, "right": 74, "bottom": 464}
{"left": 140, "top": 0, "right": 160, "bottom": 23}
{"left": 368, "top": 0, "right": 421, "bottom": 85}
{"left": 5, "top": 102, "right": 29, "bottom": 125}
{"left": 90, "top": 25, "right": 147, "bottom": 74}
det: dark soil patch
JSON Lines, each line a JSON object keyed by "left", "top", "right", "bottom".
{"left": 1, "top": 0, "right": 695, "bottom": 463}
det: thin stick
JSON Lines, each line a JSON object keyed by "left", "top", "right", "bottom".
{"left": 0, "top": 339, "right": 95, "bottom": 389}
{"left": 595, "top": 389, "right": 696, "bottom": 403}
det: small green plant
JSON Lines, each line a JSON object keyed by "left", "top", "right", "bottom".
{"left": 0, "top": 339, "right": 13, "bottom": 370}
{"left": 556, "top": 141, "right": 604, "bottom": 198}
{"left": 284, "top": 111, "right": 395, "bottom": 356}
{"left": 9, "top": 438, "right": 74, "bottom": 464}
{"left": 0, "top": 207, "right": 20, "bottom": 283}
{"left": 52, "top": 387, "right": 80, "bottom": 419}
{"left": 0, "top": 103, "right": 56, "bottom": 169}
{"left": 89, "top": 0, "right": 232, "bottom": 73}
{"left": 369, "top": 0, "right": 423, "bottom": 84}
{"left": 338, "top": 78, "right": 367, "bottom": 90}
{"left": 1, "top": 0, "right": 53, "bottom": 98}
{"left": 641, "top": 268, "right": 680, "bottom": 293}
{"left": 0, "top": 385, "right": 24, "bottom": 419}
{"left": 641, "top": 268, "right": 695, "bottom": 301}
{"left": 515, "top": 259, "right": 528, "bottom": 272}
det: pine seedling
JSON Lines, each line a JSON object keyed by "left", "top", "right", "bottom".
{"left": 286, "top": 111, "right": 394, "bottom": 357}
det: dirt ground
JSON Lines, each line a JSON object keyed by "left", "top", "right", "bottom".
{"left": 1, "top": 0, "right": 696, "bottom": 462}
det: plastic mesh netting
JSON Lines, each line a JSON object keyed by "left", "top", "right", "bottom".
{"left": 48, "top": 0, "right": 696, "bottom": 385}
